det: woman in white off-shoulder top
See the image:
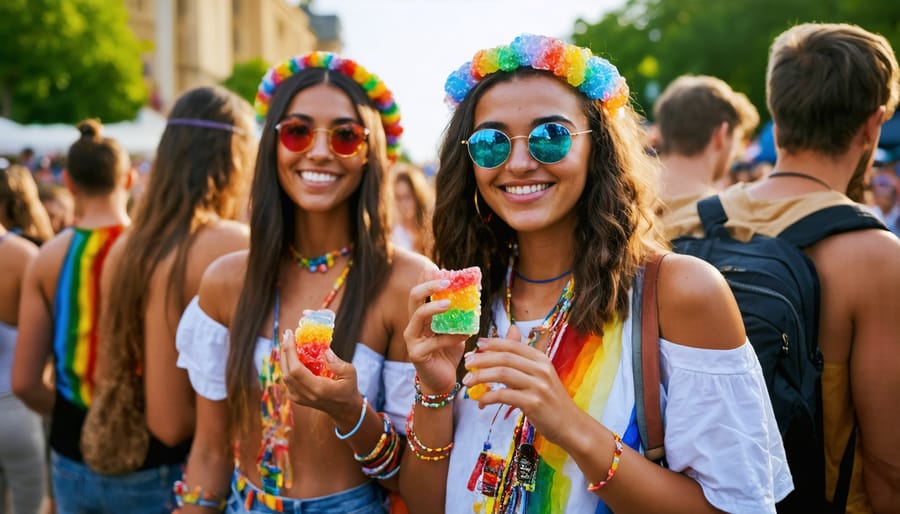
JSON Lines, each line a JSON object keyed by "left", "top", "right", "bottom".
{"left": 175, "top": 52, "right": 430, "bottom": 514}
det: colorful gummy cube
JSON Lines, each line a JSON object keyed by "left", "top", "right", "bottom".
{"left": 430, "top": 266, "right": 482, "bottom": 335}
{"left": 294, "top": 309, "right": 336, "bottom": 378}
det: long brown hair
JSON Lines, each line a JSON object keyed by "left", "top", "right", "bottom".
{"left": 103, "top": 86, "right": 256, "bottom": 378}
{"left": 226, "top": 69, "right": 392, "bottom": 431}
{"left": 0, "top": 163, "right": 54, "bottom": 244}
{"left": 433, "top": 69, "right": 665, "bottom": 343}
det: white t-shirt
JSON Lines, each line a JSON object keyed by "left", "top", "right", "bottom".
{"left": 446, "top": 297, "right": 793, "bottom": 514}
{"left": 175, "top": 297, "right": 416, "bottom": 431}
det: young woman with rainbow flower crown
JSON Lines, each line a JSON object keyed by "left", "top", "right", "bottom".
{"left": 174, "top": 52, "right": 430, "bottom": 513}
{"left": 401, "top": 34, "right": 794, "bottom": 513}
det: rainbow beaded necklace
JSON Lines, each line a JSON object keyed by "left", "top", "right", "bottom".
{"left": 255, "top": 260, "right": 352, "bottom": 496}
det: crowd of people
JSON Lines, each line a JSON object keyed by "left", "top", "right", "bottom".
{"left": 1, "top": 20, "right": 898, "bottom": 514}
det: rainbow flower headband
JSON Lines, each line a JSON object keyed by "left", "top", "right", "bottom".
{"left": 445, "top": 34, "right": 629, "bottom": 113}
{"left": 254, "top": 51, "right": 403, "bottom": 162}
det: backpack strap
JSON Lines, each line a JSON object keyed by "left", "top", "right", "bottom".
{"left": 632, "top": 253, "right": 666, "bottom": 463}
{"left": 777, "top": 204, "right": 887, "bottom": 248}
{"left": 695, "top": 195, "right": 730, "bottom": 239}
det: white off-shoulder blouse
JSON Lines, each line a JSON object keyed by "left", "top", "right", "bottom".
{"left": 445, "top": 298, "right": 793, "bottom": 514}
{"left": 175, "top": 297, "right": 416, "bottom": 432}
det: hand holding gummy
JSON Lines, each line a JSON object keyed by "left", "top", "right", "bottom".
{"left": 430, "top": 266, "right": 482, "bottom": 335}
{"left": 294, "top": 309, "right": 336, "bottom": 378}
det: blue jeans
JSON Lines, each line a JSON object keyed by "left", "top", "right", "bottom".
{"left": 51, "top": 451, "right": 182, "bottom": 514}
{"left": 226, "top": 473, "right": 386, "bottom": 514}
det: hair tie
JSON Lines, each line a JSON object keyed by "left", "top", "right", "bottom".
{"left": 167, "top": 118, "right": 245, "bottom": 135}
{"left": 444, "top": 33, "right": 629, "bottom": 113}
{"left": 253, "top": 51, "right": 403, "bottom": 162}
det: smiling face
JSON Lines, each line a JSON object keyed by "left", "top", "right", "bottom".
{"left": 276, "top": 82, "right": 369, "bottom": 215}
{"left": 471, "top": 74, "right": 590, "bottom": 237}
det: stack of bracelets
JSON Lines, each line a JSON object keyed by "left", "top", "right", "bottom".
{"left": 172, "top": 480, "right": 228, "bottom": 511}
{"left": 353, "top": 411, "right": 402, "bottom": 479}
{"left": 406, "top": 375, "right": 460, "bottom": 461}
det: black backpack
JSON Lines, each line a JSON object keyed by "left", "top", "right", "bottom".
{"left": 671, "top": 195, "right": 886, "bottom": 513}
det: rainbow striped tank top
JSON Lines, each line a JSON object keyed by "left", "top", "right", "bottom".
{"left": 52, "top": 225, "right": 124, "bottom": 408}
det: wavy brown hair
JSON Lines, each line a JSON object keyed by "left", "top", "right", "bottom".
{"left": 226, "top": 69, "right": 392, "bottom": 431}
{"left": 433, "top": 69, "right": 665, "bottom": 346}
{"left": 0, "top": 163, "right": 54, "bottom": 244}
{"left": 103, "top": 86, "right": 256, "bottom": 383}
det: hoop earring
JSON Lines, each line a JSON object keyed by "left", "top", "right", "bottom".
{"left": 474, "top": 190, "right": 492, "bottom": 223}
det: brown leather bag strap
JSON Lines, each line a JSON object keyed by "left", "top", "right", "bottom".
{"left": 640, "top": 253, "right": 666, "bottom": 462}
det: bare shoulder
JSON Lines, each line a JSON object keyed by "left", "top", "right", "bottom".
{"left": 197, "top": 249, "right": 248, "bottom": 325}
{"left": 193, "top": 220, "right": 250, "bottom": 258}
{"left": 807, "top": 228, "right": 900, "bottom": 285}
{"left": 0, "top": 233, "right": 39, "bottom": 267}
{"left": 386, "top": 246, "right": 435, "bottom": 295}
{"left": 656, "top": 253, "right": 746, "bottom": 350}
{"left": 29, "top": 229, "right": 74, "bottom": 280}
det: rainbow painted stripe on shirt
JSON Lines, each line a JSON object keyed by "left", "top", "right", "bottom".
{"left": 528, "top": 319, "right": 639, "bottom": 514}
{"left": 53, "top": 225, "right": 124, "bottom": 408}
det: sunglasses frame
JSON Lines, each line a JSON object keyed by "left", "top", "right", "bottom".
{"left": 461, "top": 122, "right": 593, "bottom": 169}
{"left": 275, "top": 118, "right": 370, "bottom": 157}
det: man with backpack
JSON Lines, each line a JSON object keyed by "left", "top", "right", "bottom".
{"left": 654, "top": 74, "right": 759, "bottom": 241}
{"left": 670, "top": 23, "right": 900, "bottom": 512}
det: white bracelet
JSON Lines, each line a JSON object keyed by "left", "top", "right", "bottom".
{"left": 335, "top": 394, "right": 368, "bottom": 440}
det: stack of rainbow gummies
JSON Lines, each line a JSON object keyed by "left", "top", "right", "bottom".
{"left": 430, "top": 266, "right": 482, "bottom": 335}
{"left": 294, "top": 309, "right": 336, "bottom": 378}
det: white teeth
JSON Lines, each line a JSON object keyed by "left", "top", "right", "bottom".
{"left": 504, "top": 184, "right": 550, "bottom": 195}
{"left": 301, "top": 171, "right": 338, "bottom": 183}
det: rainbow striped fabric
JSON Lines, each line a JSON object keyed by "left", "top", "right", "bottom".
{"left": 53, "top": 225, "right": 124, "bottom": 408}
{"left": 527, "top": 319, "right": 640, "bottom": 514}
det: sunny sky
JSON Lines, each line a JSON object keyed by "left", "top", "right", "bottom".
{"left": 307, "top": 0, "right": 626, "bottom": 165}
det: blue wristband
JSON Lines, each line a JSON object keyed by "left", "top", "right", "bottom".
{"left": 335, "top": 395, "right": 368, "bottom": 440}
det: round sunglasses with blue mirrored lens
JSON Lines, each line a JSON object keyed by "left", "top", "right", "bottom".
{"left": 461, "top": 122, "right": 592, "bottom": 169}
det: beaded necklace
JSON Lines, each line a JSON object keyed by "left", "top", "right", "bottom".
{"left": 470, "top": 247, "right": 574, "bottom": 514}
{"left": 288, "top": 244, "right": 352, "bottom": 273}
{"left": 256, "top": 259, "right": 353, "bottom": 494}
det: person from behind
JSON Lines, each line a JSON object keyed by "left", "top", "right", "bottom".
{"left": 654, "top": 75, "right": 759, "bottom": 240}
{"left": 39, "top": 182, "right": 76, "bottom": 234}
{"left": 390, "top": 162, "right": 433, "bottom": 256}
{"left": 0, "top": 219, "right": 45, "bottom": 514}
{"left": 12, "top": 119, "right": 136, "bottom": 513}
{"left": 73, "top": 86, "right": 258, "bottom": 509}
{"left": 0, "top": 161, "right": 55, "bottom": 245}
{"left": 688, "top": 23, "right": 899, "bottom": 511}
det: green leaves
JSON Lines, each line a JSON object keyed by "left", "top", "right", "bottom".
{"left": 0, "top": 0, "right": 146, "bottom": 124}
{"left": 573, "top": 0, "right": 900, "bottom": 127}
{"left": 222, "top": 58, "right": 272, "bottom": 105}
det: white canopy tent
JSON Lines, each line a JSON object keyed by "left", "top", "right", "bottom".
{"left": 0, "top": 108, "right": 167, "bottom": 157}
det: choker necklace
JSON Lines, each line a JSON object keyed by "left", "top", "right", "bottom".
{"left": 768, "top": 171, "right": 832, "bottom": 190}
{"left": 289, "top": 244, "right": 352, "bottom": 273}
{"left": 514, "top": 269, "right": 572, "bottom": 284}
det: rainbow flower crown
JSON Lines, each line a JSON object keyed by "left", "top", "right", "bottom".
{"left": 445, "top": 34, "right": 629, "bottom": 112}
{"left": 254, "top": 51, "right": 403, "bottom": 162}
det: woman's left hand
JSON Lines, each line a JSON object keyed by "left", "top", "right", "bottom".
{"left": 280, "top": 329, "right": 361, "bottom": 421}
{"left": 462, "top": 328, "right": 582, "bottom": 446}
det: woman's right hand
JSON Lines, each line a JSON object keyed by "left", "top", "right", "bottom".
{"left": 404, "top": 267, "right": 469, "bottom": 394}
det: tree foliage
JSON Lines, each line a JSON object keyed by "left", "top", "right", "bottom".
{"left": 222, "top": 58, "right": 271, "bottom": 105}
{"left": 0, "top": 0, "right": 146, "bottom": 124}
{"left": 573, "top": 0, "right": 900, "bottom": 128}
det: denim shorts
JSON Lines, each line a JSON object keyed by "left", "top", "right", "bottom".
{"left": 226, "top": 472, "right": 386, "bottom": 514}
{"left": 51, "top": 451, "right": 182, "bottom": 514}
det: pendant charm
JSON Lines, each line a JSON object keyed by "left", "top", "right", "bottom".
{"left": 480, "top": 452, "right": 505, "bottom": 497}
{"left": 514, "top": 443, "right": 538, "bottom": 492}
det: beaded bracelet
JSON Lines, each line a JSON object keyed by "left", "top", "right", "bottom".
{"left": 405, "top": 407, "right": 453, "bottom": 461}
{"left": 414, "top": 374, "right": 461, "bottom": 408}
{"left": 335, "top": 395, "right": 368, "bottom": 440}
{"left": 587, "top": 432, "right": 624, "bottom": 492}
{"left": 173, "top": 480, "right": 227, "bottom": 511}
{"left": 354, "top": 413, "right": 393, "bottom": 463}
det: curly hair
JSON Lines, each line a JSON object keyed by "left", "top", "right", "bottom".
{"left": 433, "top": 69, "right": 666, "bottom": 345}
